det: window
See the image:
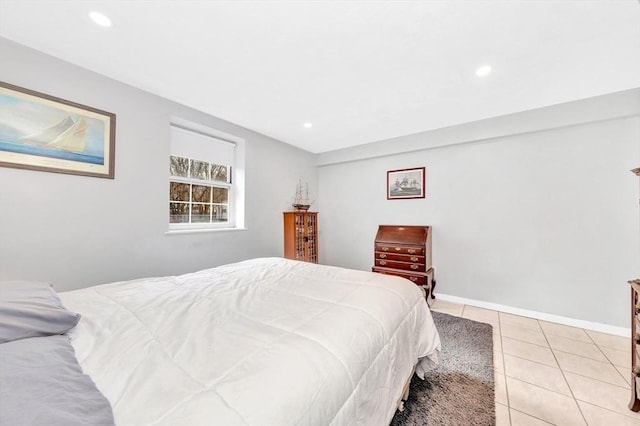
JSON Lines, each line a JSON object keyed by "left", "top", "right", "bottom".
{"left": 169, "top": 121, "right": 244, "bottom": 231}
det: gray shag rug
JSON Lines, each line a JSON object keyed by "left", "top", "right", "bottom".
{"left": 391, "top": 311, "right": 495, "bottom": 426}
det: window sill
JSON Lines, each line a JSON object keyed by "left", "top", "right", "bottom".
{"left": 165, "top": 227, "right": 248, "bottom": 235}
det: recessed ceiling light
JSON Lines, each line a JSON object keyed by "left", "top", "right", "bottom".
{"left": 303, "top": 122, "right": 313, "bottom": 128}
{"left": 89, "top": 11, "right": 112, "bottom": 27}
{"left": 475, "top": 65, "right": 492, "bottom": 77}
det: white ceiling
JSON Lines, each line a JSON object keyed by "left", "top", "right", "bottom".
{"left": 1, "top": 1, "right": 639, "bottom": 154}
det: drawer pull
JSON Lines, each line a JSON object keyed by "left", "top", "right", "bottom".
{"left": 409, "top": 276, "right": 418, "bottom": 282}
{"left": 379, "top": 260, "right": 387, "bottom": 266}
{"left": 381, "top": 247, "right": 389, "bottom": 252}
{"left": 410, "top": 264, "right": 419, "bottom": 270}
{"left": 395, "top": 247, "right": 402, "bottom": 252}
{"left": 379, "top": 253, "right": 387, "bottom": 259}
{"left": 408, "top": 248, "right": 416, "bottom": 254}
{"left": 410, "top": 256, "right": 418, "bottom": 262}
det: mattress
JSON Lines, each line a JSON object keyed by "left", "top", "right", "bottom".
{"left": 60, "top": 257, "right": 441, "bottom": 426}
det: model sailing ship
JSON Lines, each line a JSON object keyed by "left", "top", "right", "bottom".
{"left": 292, "top": 180, "right": 312, "bottom": 211}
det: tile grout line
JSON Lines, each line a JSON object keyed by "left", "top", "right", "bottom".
{"left": 501, "top": 351, "right": 560, "bottom": 370}
{"left": 541, "top": 322, "right": 589, "bottom": 426}
{"left": 496, "top": 309, "right": 513, "bottom": 426}
{"left": 509, "top": 407, "right": 555, "bottom": 425}
{"left": 581, "top": 328, "right": 632, "bottom": 390}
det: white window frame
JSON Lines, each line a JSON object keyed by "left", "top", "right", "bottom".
{"left": 168, "top": 117, "right": 245, "bottom": 232}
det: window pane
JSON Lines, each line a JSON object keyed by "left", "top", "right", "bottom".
{"left": 170, "top": 203, "right": 189, "bottom": 223}
{"left": 212, "top": 204, "right": 228, "bottom": 222}
{"left": 170, "top": 182, "right": 190, "bottom": 201}
{"left": 170, "top": 156, "right": 189, "bottom": 177}
{"left": 212, "top": 187, "right": 228, "bottom": 203}
{"left": 192, "top": 185, "right": 211, "bottom": 203}
{"left": 191, "top": 204, "right": 211, "bottom": 223}
{"left": 210, "top": 164, "right": 228, "bottom": 182}
{"left": 190, "top": 159, "right": 209, "bottom": 180}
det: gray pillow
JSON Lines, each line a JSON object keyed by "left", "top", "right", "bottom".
{"left": 0, "top": 280, "right": 80, "bottom": 343}
{"left": 0, "top": 335, "right": 115, "bottom": 426}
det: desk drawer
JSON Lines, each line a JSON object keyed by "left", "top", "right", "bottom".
{"left": 375, "top": 244, "right": 424, "bottom": 256}
{"left": 375, "top": 258, "right": 425, "bottom": 272}
{"left": 375, "top": 251, "right": 424, "bottom": 264}
{"left": 372, "top": 266, "right": 427, "bottom": 286}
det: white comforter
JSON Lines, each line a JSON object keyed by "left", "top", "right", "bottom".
{"left": 60, "top": 258, "right": 440, "bottom": 426}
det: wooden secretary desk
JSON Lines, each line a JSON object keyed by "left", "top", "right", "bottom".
{"left": 371, "top": 225, "right": 435, "bottom": 300}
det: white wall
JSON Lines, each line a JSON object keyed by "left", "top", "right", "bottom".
{"left": 318, "top": 114, "right": 640, "bottom": 328}
{"left": 0, "top": 38, "right": 317, "bottom": 291}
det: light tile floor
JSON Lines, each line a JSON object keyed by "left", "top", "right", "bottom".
{"left": 429, "top": 299, "right": 640, "bottom": 426}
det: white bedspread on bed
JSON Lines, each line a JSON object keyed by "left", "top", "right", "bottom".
{"left": 60, "top": 257, "right": 440, "bottom": 426}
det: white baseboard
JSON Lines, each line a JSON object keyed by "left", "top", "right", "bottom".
{"left": 436, "top": 293, "right": 630, "bottom": 337}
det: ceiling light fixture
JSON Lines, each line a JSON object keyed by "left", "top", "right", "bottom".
{"left": 303, "top": 122, "right": 313, "bottom": 128}
{"left": 475, "top": 65, "right": 492, "bottom": 77}
{"left": 89, "top": 11, "right": 112, "bottom": 27}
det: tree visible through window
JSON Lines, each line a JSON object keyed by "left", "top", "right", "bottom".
{"left": 169, "top": 156, "right": 231, "bottom": 225}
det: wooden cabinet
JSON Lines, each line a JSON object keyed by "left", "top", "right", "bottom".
{"left": 283, "top": 212, "right": 318, "bottom": 263}
{"left": 371, "top": 225, "right": 435, "bottom": 299}
{"left": 630, "top": 167, "right": 640, "bottom": 411}
{"left": 629, "top": 279, "right": 640, "bottom": 411}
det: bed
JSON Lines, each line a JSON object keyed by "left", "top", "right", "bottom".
{"left": 4, "top": 257, "right": 441, "bottom": 426}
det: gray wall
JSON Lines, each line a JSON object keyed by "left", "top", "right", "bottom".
{"left": 318, "top": 102, "right": 640, "bottom": 328}
{"left": 0, "top": 38, "right": 317, "bottom": 291}
{"left": 2, "top": 36, "right": 639, "bottom": 330}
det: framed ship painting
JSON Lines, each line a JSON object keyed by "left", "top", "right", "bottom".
{"left": 387, "top": 167, "right": 425, "bottom": 199}
{"left": 0, "top": 81, "right": 115, "bottom": 178}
